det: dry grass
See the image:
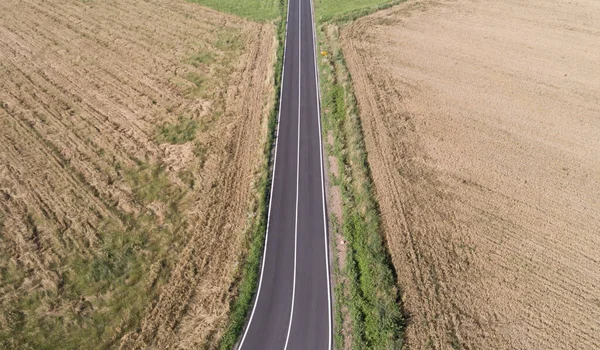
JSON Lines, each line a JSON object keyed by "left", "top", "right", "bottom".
{"left": 0, "top": 0, "right": 275, "bottom": 348}
{"left": 342, "top": 0, "right": 600, "bottom": 348}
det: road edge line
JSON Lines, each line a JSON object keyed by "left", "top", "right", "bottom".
{"left": 283, "top": 0, "right": 301, "bottom": 347}
{"left": 309, "top": 0, "right": 333, "bottom": 349}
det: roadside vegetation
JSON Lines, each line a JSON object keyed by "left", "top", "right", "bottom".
{"left": 314, "top": 1, "right": 407, "bottom": 348}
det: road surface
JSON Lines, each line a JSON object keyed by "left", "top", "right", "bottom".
{"left": 237, "top": 0, "right": 332, "bottom": 349}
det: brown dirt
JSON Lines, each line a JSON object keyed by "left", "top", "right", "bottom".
{"left": 0, "top": 0, "right": 275, "bottom": 348}
{"left": 341, "top": 0, "right": 600, "bottom": 348}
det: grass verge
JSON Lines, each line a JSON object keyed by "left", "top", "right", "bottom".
{"left": 315, "top": 2, "right": 407, "bottom": 348}
{"left": 216, "top": 1, "right": 287, "bottom": 348}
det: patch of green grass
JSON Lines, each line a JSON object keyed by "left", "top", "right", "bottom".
{"left": 0, "top": 215, "right": 177, "bottom": 350}
{"left": 316, "top": 16, "right": 406, "bottom": 350}
{"left": 315, "top": 0, "right": 404, "bottom": 22}
{"left": 0, "top": 115, "right": 190, "bottom": 349}
{"left": 182, "top": 30, "right": 243, "bottom": 104}
{"left": 216, "top": 1, "right": 287, "bottom": 349}
{"left": 126, "top": 163, "right": 174, "bottom": 204}
{"left": 188, "top": 51, "right": 215, "bottom": 67}
{"left": 329, "top": 216, "right": 348, "bottom": 349}
{"left": 125, "top": 163, "right": 187, "bottom": 226}
{"left": 214, "top": 32, "right": 244, "bottom": 53}
{"left": 156, "top": 116, "right": 198, "bottom": 145}
{"left": 0, "top": 160, "right": 187, "bottom": 349}
{"left": 189, "top": 0, "right": 280, "bottom": 22}
{"left": 185, "top": 72, "right": 212, "bottom": 98}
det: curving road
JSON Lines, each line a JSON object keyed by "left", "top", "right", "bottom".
{"left": 237, "top": 0, "right": 332, "bottom": 349}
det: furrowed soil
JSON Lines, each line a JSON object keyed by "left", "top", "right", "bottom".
{"left": 0, "top": 0, "right": 275, "bottom": 348}
{"left": 342, "top": 0, "right": 600, "bottom": 348}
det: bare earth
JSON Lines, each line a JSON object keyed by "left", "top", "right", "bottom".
{"left": 342, "top": 0, "right": 600, "bottom": 348}
{"left": 0, "top": 0, "right": 275, "bottom": 348}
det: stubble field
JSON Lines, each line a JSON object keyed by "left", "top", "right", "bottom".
{"left": 0, "top": 0, "right": 275, "bottom": 348}
{"left": 342, "top": 0, "right": 600, "bottom": 348}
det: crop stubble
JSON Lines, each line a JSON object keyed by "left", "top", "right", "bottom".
{"left": 342, "top": 0, "right": 600, "bottom": 348}
{"left": 0, "top": 0, "right": 275, "bottom": 348}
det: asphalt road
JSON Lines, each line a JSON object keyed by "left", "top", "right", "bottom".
{"left": 237, "top": 0, "right": 332, "bottom": 349}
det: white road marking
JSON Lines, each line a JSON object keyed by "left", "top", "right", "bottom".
{"left": 309, "top": 0, "right": 334, "bottom": 348}
{"left": 283, "top": 0, "right": 302, "bottom": 347}
{"left": 239, "top": 0, "right": 333, "bottom": 348}
{"left": 237, "top": 0, "right": 291, "bottom": 347}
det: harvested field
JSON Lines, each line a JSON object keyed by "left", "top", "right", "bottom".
{"left": 0, "top": 0, "right": 275, "bottom": 348}
{"left": 342, "top": 0, "right": 600, "bottom": 348}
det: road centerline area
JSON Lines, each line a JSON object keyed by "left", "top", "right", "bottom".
{"left": 237, "top": 0, "right": 332, "bottom": 348}
{"left": 283, "top": 0, "right": 302, "bottom": 345}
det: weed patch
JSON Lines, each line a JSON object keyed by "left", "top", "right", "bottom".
{"left": 188, "top": 51, "right": 215, "bottom": 67}
{"left": 185, "top": 72, "right": 212, "bottom": 98}
{"left": 156, "top": 116, "right": 198, "bottom": 145}
{"left": 0, "top": 214, "right": 178, "bottom": 350}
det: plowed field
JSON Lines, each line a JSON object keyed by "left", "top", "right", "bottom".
{"left": 0, "top": 0, "right": 275, "bottom": 348}
{"left": 342, "top": 0, "right": 600, "bottom": 348}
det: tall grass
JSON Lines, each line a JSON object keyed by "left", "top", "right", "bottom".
{"left": 216, "top": 0, "right": 287, "bottom": 348}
